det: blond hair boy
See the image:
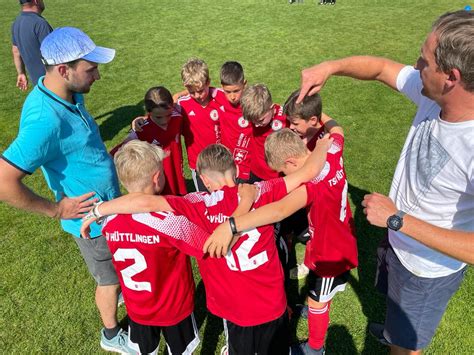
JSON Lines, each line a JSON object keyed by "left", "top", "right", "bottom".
{"left": 240, "top": 83, "right": 288, "bottom": 182}
{"left": 176, "top": 58, "right": 222, "bottom": 191}
{"left": 84, "top": 140, "right": 207, "bottom": 354}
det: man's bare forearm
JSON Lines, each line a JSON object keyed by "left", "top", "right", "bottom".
{"left": 323, "top": 56, "right": 404, "bottom": 89}
{"left": 401, "top": 215, "right": 474, "bottom": 265}
{"left": 0, "top": 180, "right": 58, "bottom": 217}
{"left": 12, "top": 46, "right": 26, "bottom": 75}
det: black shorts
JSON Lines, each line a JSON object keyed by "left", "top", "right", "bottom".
{"left": 307, "top": 270, "right": 349, "bottom": 303}
{"left": 128, "top": 313, "right": 199, "bottom": 354}
{"left": 224, "top": 311, "right": 289, "bottom": 355}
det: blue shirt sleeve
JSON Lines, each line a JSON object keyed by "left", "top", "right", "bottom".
{"left": 3, "top": 102, "right": 60, "bottom": 174}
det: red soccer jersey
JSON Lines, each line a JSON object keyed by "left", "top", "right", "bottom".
{"left": 178, "top": 87, "right": 222, "bottom": 170}
{"left": 166, "top": 178, "right": 288, "bottom": 326}
{"left": 102, "top": 211, "right": 208, "bottom": 326}
{"left": 250, "top": 104, "right": 288, "bottom": 180}
{"left": 306, "top": 125, "right": 326, "bottom": 151}
{"left": 303, "top": 133, "right": 358, "bottom": 277}
{"left": 110, "top": 110, "right": 187, "bottom": 196}
{"left": 213, "top": 89, "right": 252, "bottom": 180}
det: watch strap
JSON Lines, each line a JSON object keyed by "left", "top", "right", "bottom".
{"left": 228, "top": 217, "right": 238, "bottom": 235}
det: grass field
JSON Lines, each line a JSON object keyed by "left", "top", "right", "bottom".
{"left": 0, "top": 0, "right": 472, "bottom": 354}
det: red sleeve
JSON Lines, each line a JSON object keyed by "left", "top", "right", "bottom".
{"left": 149, "top": 211, "right": 207, "bottom": 259}
{"left": 254, "top": 177, "right": 288, "bottom": 208}
{"left": 165, "top": 194, "right": 213, "bottom": 233}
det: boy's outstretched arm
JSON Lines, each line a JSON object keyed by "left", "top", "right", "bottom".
{"left": 283, "top": 134, "right": 333, "bottom": 193}
{"left": 203, "top": 186, "right": 307, "bottom": 257}
{"left": 80, "top": 193, "right": 172, "bottom": 238}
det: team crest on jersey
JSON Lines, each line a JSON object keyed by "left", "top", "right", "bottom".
{"left": 210, "top": 109, "right": 219, "bottom": 121}
{"left": 238, "top": 117, "right": 249, "bottom": 128}
{"left": 271, "top": 120, "right": 283, "bottom": 131}
{"left": 233, "top": 148, "right": 248, "bottom": 163}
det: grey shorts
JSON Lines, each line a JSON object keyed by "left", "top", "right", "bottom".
{"left": 75, "top": 235, "right": 119, "bottom": 286}
{"left": 375, "top": 238, "right": 466, "bottom": 350}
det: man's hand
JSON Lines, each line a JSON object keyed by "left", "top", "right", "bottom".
{"left": 362, "top": 192, "right": 398, "bottom": 227}
{"left": 131, "top": 116, "right": 147, "bottom": 132}
{"left": 203, "top": 221, "right": 235, "bottom": 258}
{"left": 55, "top": 192, "right": 97, "bottom": 220}
{"left": 297, "top": 62, "right": 333, "bottom": 103}
{"left": 16, "top": 74, "right": 28, "bottom": 91}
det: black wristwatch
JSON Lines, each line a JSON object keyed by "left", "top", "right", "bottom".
{"left": 387, "top": 210, "right": 406, "bottom": 231}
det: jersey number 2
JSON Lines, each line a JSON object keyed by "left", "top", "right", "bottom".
{"left": 225, "top": 228, "right": 268, "bottom": 271}
{"left": 113, "top": 248, "right": 151, "bottom": 292}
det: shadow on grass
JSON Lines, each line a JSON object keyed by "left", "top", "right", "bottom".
{"left": 326, "top": 324, "right": 358, "bottom": 354}
{"left": 348, "top": 183, "right": 388, "bottom": 354}
{"left": 96, "top": 101, "right": 144, "bottom": 142}
{"left": 194, "top": 280, "right": 223, "bottom": 355}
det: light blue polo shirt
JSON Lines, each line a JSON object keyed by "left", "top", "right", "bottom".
{"left": 2, "top": 77, "right": 120, "bottom": 238}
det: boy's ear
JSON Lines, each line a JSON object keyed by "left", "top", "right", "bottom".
{"left": 284, "top": 157, "right": 299, "bottom": 168}
{"left": 200, "top": 173, "right": 211, "bottom": 191}
{"left": 308, "top": 115, "right": 320, "bottom": 126}
{"left": 152, "top": 170, "right": 162, "bottom": 186}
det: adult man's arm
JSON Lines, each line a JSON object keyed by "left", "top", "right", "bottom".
{"left": 11, "top": 45, "right": 28, "bottom": 91}
{"left": 363, "top": 192, "right": 474, "bottom": 264}
{"left": 297, "top": 56, "right": 405, "bottom": 102}
{"left": 0, "top": 158, "right": 96, "bottom": 219}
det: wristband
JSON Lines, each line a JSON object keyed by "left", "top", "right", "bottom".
{"left": 92, "top": 201, "right": 104, "bottom": 219}
{"left": 228, "top": 217, "right": 238, "bottom": 235}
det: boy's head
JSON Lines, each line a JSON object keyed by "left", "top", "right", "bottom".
{"left": 114, "top": 140, "right": 166, "bottom": 194}
{"left": 283, "top": 89, "right": 322, "bottom": 139}
{"left": 265, "top": 128, "right": 309, "bottom": 176}
{"left": 197, "top": 144, "right": 237, "bottom": 190}
{"left": 240, "top": 84, "right": 274, "bottom": 127}
{"left": 220, "top": 61, "right": 246, "bottom": 106}
{"left": 181, "top": 58, "right": 211, "bottom": 105}
{"left": 144, "top": 86, "right": 174, "bottom": 126}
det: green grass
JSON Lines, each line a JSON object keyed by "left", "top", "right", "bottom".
{"left": 1, "top": 0, "right": 472, "bottom": 353}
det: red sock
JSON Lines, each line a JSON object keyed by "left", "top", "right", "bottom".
{"left": 308, "top": 301, "right": 331, "bottom": 350}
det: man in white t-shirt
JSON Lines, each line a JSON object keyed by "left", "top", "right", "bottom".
{"left": 296, "top": 10, "right": 473, "bottom": 355}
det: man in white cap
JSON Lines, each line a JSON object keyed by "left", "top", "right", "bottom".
{"left": 0, "top": 27, "right": 133, "bottom": 353}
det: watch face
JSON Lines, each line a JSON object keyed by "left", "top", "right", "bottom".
{"left": 388, "top": 215, "right": 403, "bottom": 231}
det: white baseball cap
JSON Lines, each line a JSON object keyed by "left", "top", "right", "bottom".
{"left": 41, "top": 27, "right": 115, "bottom": 65}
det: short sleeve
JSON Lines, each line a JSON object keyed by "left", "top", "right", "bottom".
{"left": 36, "top": 19, "right": 53, "bottom": 43}
{"left": 2, "top": 108, "right": 59, "bottom": 174}
{"left": 254, "top": 177, "right": 288, "bottom": 207}
{"left": 396, "top": 66, "right": 424, "bottom": 106}
{"left": 11, "top": 22, "right": 17, "bottom": 46}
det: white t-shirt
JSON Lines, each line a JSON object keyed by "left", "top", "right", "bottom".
{"left": 389, "top": 66, "right": 474, "bottom": 278}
